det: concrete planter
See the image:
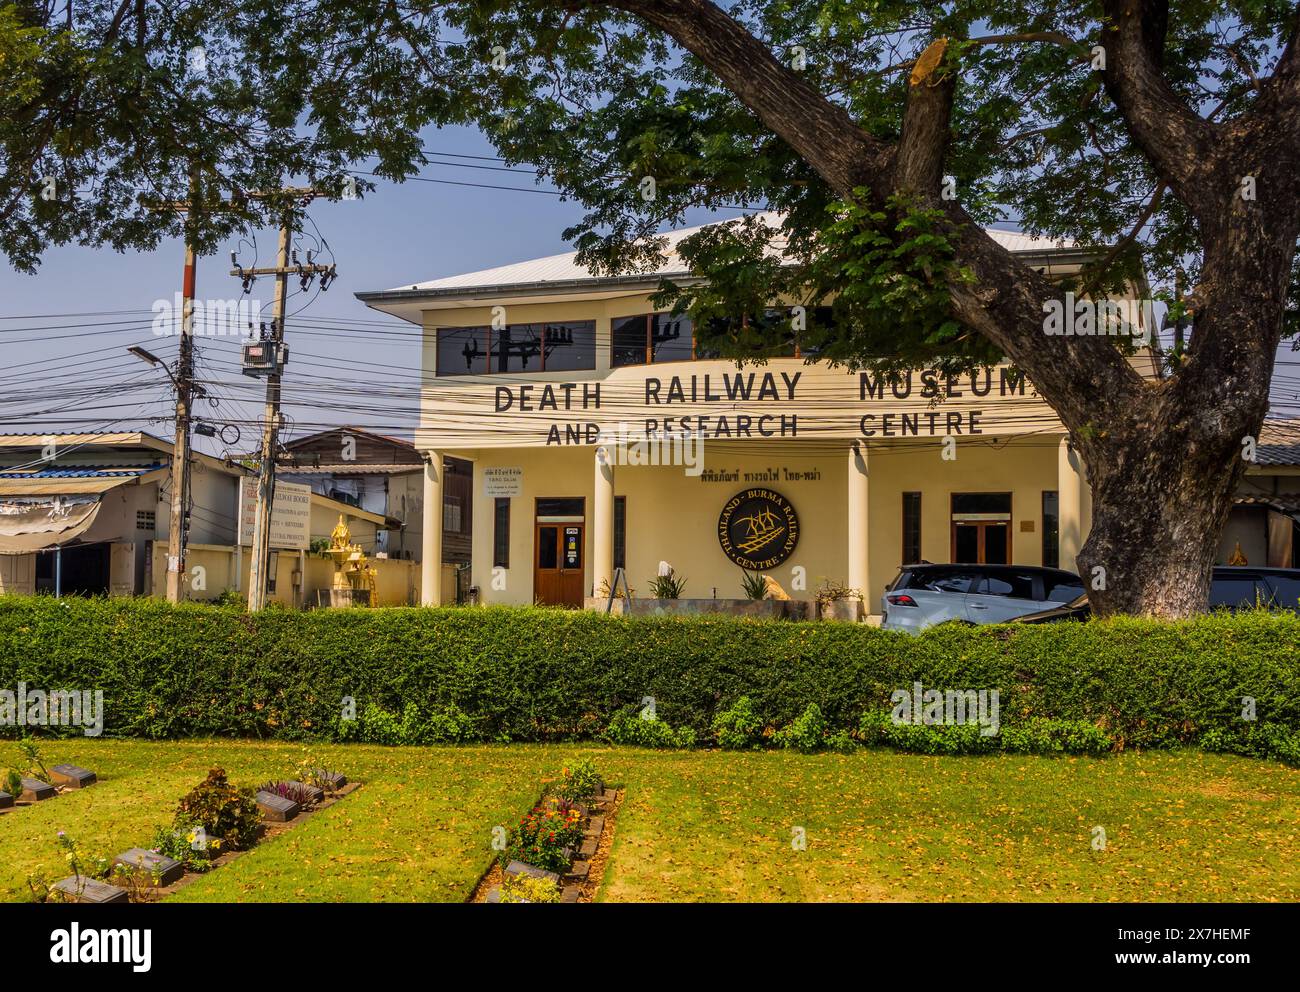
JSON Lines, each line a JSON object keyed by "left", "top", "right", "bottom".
{"left": 818, "top": 598, "right": 863, "bottom": 622}
{"left": 584, "top": 597, "right": 809, "bottom": 620}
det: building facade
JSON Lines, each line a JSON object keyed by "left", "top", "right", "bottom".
{"left": 361, "top": 218, "right": 1179, "bottom": 616}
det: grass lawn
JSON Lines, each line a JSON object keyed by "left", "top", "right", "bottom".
{"left": 2, "top": 740, "right": 1297, "bottom": 902}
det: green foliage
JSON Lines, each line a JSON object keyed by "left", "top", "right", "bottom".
{"left": 552, "top": 758, "right": 602, "bottom": 802}
{"left": 3, "top": 767, "right": 22, "bottom": 796}
{"left": 499, "top": 872, "right": 561, "bottom": 903}
{"left": 1, "top": 598, "right": 1299, "bottom": 763}
{"left": 17, "top": 736, "right": 50, "bottom": 782}
{"left": 712, "top": 696, "right": 765, "bottom": 750}
{"left": 150, "top": 818, "right": 218, "bottom": 873}
{"left": 336, "top": 701, "right": 475, "bottom": 746}
{"left": 603, "top": 707, "right": 696, "bottom": 749}
{"left": 1198, "top": 722, "right": 1300, "bottom": 766}
{"left": 503, "top": 799, "right": 585, "bottom": 872}
{"left": 857, "top": 711, "right": 1112, "bottom": 756}
{"left": 648, "top": 568, "right": 687, "bottom": 599}
{"left": 174, "top": 768, "right": 261, "bottom": 851}
{"left": 740, "top": 570, "right": 768, "bottom": 601}
{"left": 772, "top": 703, "right": 855, "bottom": 753}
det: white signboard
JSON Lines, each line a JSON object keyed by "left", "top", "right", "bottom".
{"left": 483, "top": 466, "right": 522, "bottom": 498}
{"left": 238, "top": 477, "right": 311, "bottom": 550}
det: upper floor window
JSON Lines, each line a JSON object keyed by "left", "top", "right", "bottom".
{"left": 436, "top": 320, "right": 595, "bottom": 376}
{"left": 611, "top": 313, "right": 696, "bottom": 367}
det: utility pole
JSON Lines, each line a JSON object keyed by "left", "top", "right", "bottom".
{"left": 166, "top": 242, "right": 197, "bottom": 603}
{"left": 236, "top": 189, "right": 335, "bottom": 610}
{"left": 146, "top": 177, "right": 200, "bottom": 604}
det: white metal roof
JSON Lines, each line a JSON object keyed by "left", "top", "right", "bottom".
{"left": 389, "top": 213, "right": 1077, "bottom": 293}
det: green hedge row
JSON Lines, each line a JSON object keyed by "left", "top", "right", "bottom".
{"left": 1, "top": 597, "right": 1297, "bottom": 757}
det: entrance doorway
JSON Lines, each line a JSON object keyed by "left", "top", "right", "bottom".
{"left": 951, "top": 493, "right": 1012, "bottom": 564}
{"left": 534, "top": 498, "right": 585, "bottom": 607}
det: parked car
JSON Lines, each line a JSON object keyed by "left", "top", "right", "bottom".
{"left": 1012, "top": 565, "right": 1300, "bottom": 623}
{"left": 880, "top": 564, "right": 1085, "bottom": 634}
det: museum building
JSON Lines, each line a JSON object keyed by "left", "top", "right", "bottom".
{"left": 357, "top": 215, "right": 1163, "bottom": 616}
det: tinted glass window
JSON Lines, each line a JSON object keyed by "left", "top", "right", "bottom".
{"left": 952, "top": 493, "right": 1012, "bottom": 515}
{"left": 975, "top": 571, "right": 1037, "bottom": 600}
{"left": 1264, "top": 576, "right": 1300, "bottom": 611}
{"left": 537, "top": 526, "right": 558, "bottom": 569}
{"left": 1043, "top": 574, "right": 1084, "bottom": 603}
{"left": 651, "top": 314, "right": 693, "bottom": 362}
{"left": 902, "top": 492, "right": 921, "bottom": 565}
{"left": 1042, "top": 491, "right": 1059, "bottom": 568}
{"left": 536, "top": 497, "right": 584, "bottom": 517}
{"left": 1210, "top": 576, "right": 1264, "bottom": 609}
{"left": 903, "top": 568, "right": 979, "bottom": 594}
{"left": 492, "top": 498, "right": 510, "bottom": 568}
{"left": 611, "top": 315, "right": 648, "bottom": 367}
{"left": 540, "top": 320, "right": 596, "bottom": 372}
{"left": 436, "top": 326, "right": 489, "bottom": 376}
{"left": 493, "top": 324, "right": 543, "bottom": 372}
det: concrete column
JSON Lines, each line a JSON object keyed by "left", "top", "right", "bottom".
{"left": 1058, "top": 436, "right": 1086, "bottom": 574}
{"left": 421, "top": 452, "right": 443, "bottom": 606}
{"left": 847, "top": 441, "right": 869, "bottom": 610}
{"left": 592, "top": 444, "right": 615, "bottom": 598}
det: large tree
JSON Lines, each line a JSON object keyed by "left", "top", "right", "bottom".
{"left": 4, "top": 1, "right": 1300, "bottom": 616}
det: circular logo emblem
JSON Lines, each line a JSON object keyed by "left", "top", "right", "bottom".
{"left": 717, "top": 488, "right": 800, "bottom": 570}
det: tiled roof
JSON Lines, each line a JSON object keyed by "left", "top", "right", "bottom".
{"left": 1258, "top": 420, "right": 1300, "bottom": 466}
{"left": 0, "top": 466, "right": 163, "bottom": 479}
{"left": 390, "top": 213, "right": 1080, "bottom": 294}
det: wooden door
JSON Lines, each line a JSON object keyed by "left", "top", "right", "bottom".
{"left": 534, "top": 522, "right": 585, "bottom": 606}
{"left": 952, "top": 521, "right": 1011, "bottom": 564}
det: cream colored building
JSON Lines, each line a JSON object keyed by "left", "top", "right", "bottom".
{"left": 358, "top": 217, "right": 1165, "bottom": 616}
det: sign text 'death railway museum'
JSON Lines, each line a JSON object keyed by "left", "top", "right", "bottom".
{"left": 473, "top": 364, "right": 1041, "bottom": 448}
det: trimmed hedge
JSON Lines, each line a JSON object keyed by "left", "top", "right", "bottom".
{"left": 1, "top": 597, "right": 1298, "bottom": 760}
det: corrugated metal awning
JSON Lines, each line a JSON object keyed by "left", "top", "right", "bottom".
{"left": 0, "top": 476, "right": 137, "bottom": 497}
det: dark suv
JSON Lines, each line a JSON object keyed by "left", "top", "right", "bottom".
{"left": 1012, "top": 565, "right": 1300, "bottom": 623}
{"left": 880, "top": 564, "right": 1085, "bottom": 634}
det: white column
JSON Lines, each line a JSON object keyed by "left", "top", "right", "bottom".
{"left": 421, "top": 452, "right": 443, "bottom": 606}
{"left": 1058, "top": 436, "right": 1085, "bottom": 574}
{"left": 592, "top": 444, "right": 615, "bottom": 599}
{"left": 847, "top": 441, "right": 869, "bottom": 612}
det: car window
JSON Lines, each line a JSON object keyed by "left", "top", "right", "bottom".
{"left": 1264, "top": 576, "right": 1300, "bottom": 611}
{"left": 1210, "top": 576, "right": 1266, "bottom": 609}
{"left": 974, "top": 571, "right": 1037, "bottom": 600}
{"left": 1044, "top": 576, "right": 1085, "bottom": 603}
{"left": 902, "top": 568, "right": 979, "bottom": 594}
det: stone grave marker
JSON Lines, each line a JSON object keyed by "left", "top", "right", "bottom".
{"left": 112, "top": 848, "right": 184, "bottom": 887}
{"left": 312, "top": 769, "right": 347, "bottom": 791}
{"left": 286, "top": 781, "right": 324, "bottom": 805}
{"left": 256, "top": 790, "right": 300, "bottom": 822}
{"left": 50, "top": 764, "right": 97, "bottom": 789}
{"left": 504, "top": 860, "right": 560, "bottom": 884}
{"left": 52, "top": 877, "right": 130, "bottom": 904}
{"left": 0, "top": 791, "right": 12, "bottom": 810}
{"left": 20, "top": 778, "right": 56, "bottom": 802}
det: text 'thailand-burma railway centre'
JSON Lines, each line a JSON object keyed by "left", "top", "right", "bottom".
{"left": 357, "top": 213, "right": 1296, "bottom": 617}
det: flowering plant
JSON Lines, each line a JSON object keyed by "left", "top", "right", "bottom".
{"left": 503, "top": 799, "right": 585, "bottom": 872}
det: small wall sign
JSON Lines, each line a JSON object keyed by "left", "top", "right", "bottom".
{"left": 483, "top": 466, "right": 523, "bottom": 497}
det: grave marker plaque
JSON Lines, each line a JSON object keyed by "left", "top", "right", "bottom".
{"left": 50, "top": 764, "right": 97, "bottom": 789}
{"left": 504, "top": 860, "right": 560, "bottom": 884}
{"left": 256, "top": 790, "right": 300, "bottom": 822}
{"left": 20, "top": 778, "right": 56, "bottom": 802}
{"left": 113, "top": 848, "right": 184, "bottom": 887}
{"left": 0, "top": 791, "right": 12, "bottom": 810}
{"left": 312, "top": 769, "right": 347, "bottom": 791}
{"left": 52, "top": 877, "right": 130, "bottom": 904}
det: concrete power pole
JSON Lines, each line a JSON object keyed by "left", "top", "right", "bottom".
{"left": 238, "top": 191, "right": 334, "bottom": 610}
{"left": 165, "top": 243, "right": 197, "bottom": 603}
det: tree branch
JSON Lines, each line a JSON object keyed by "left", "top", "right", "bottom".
{"left": 1099, "top": 0, "right": 1220, "bottom": 220}
{"left": 893, "top": 37, "right": 955, "bottom": 195}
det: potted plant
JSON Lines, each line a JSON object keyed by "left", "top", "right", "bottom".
{"left": 815, "top": 579, "right": 863, "bottom": 621}
{"left": 649, "top": 561, "right": 686, "bottom": 599}
{"left": 740, "top": 569, "right": 767, "bottom": 601}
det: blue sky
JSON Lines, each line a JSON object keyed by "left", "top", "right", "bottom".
{"left": 0, "top": 124, "right": 755, "bottom": 452}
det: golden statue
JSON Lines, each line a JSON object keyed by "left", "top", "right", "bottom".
{"left": 1228, "top": 541, "right": 1248, "bottom": 566}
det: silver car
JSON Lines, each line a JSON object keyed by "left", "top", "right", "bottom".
{"left": 881, "top": 564, "right": 1085, "bottom": 634}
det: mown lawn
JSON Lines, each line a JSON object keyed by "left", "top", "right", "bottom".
{"left": 2, "top": 741, "right": 1297, "bottom": 902}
